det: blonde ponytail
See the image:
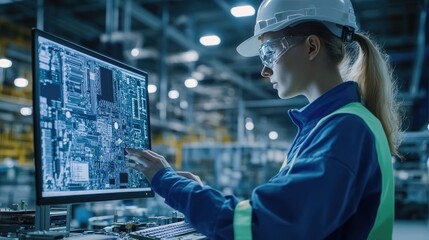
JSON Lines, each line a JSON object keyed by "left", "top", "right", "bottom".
{"left": 342, "top": 33, "right": 402, "bottom": 156}
{"left": 286, "top": 23, "right": 402, "bottom": 155}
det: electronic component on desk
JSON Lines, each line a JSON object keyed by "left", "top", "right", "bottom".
{"left": 111, "top": 221, "right": 146, "bottom": 233}
{"left": 128, "top": 221, "right": 206, "bottom": 240}
{"left": 0, "top": 209, "right": 67, "bottom": 234}
{"left": 25, "top": 231, "right": 66, "bottom": 240}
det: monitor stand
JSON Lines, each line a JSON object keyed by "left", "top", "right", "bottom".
{"left": 35, "top": 204, "right": 72, "bottom": 233}
{"left": 35, "top": 205, "right": 50, "bottom": 231}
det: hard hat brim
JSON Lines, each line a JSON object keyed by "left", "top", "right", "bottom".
{"left": 236, "top": 35, "right": 260, "bottom": 57}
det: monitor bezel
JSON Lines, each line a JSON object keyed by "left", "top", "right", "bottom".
{"left": 32, "top": 28, "right": 154, "bottom": 206}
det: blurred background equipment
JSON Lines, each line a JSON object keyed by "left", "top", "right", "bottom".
{"left": 0, "top": 0, "right": 428, "bottom": 239}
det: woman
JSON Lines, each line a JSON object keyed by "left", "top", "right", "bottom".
{"left": 126, "top": 0, "right": 402, "bottom": 239}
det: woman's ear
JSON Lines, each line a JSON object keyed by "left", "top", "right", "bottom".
{"left": 306, "top": 35, "right": 321, "bottom": 61}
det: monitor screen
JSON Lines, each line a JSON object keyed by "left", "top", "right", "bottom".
{"left": 32, "top": 29, "right": 153, "bottom": 205}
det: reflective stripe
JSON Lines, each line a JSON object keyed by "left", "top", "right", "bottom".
{"left": 319, "top": 102, "right": 394, "bottom": 239}
{"left": 233, "top": 200, "right": 252, "bottom": 240}
{"left": 279, "top": 155, "right": 288, "bottom": 171}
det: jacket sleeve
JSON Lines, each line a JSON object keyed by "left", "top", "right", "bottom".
{"left": 151, "top": 167, "right": 238, "bottom": 239}
{"left": 151, "top": 158, "right": 359, "bottom": 239}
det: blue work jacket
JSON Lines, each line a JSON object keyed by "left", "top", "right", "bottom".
{"left": 151, "top": 81, "right": 393, "bottom": 239}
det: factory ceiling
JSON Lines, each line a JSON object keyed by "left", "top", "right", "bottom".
{"left": 0, "top": 0, "right": 427, "bottom": 142}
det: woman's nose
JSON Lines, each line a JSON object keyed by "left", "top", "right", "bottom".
{"left": 261, "top": 66, "right": 273, "bottom": 77}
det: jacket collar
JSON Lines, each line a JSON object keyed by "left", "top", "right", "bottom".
{"left": 288, "top": 81, "right": 361, "bottom": 127}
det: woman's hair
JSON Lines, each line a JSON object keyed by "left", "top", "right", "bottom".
{"left": 283, "top": 22, "right": 402, "bottom": 156}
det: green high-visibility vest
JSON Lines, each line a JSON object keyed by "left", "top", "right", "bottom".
{"left": 233, "top": 102, "right": 394, "bottom": 239}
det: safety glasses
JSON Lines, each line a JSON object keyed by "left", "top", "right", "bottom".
{"left": 259, "top": 36, "right": 307, "bottom": 68}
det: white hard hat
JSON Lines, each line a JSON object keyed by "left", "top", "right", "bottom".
{"left": 237, "top": 0, "right": 359, "bottom": 57}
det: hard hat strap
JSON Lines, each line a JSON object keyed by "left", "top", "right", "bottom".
{"left": 341, "top": 26, "right": 355, "bottom": 42}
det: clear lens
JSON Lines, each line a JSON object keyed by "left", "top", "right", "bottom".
{"left": 259, "top": 38, "right": 283, "bottom": 68}
{"left": 259, "top": 36, "right": 305, "bottom": 68}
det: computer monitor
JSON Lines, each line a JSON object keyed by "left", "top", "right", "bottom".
{"left": 32, "top": 29, "right": 154, "bottom": 206}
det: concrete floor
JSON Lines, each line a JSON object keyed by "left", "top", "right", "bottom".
{"left": 393, "top": 220, "right": 429, "bottom": 240}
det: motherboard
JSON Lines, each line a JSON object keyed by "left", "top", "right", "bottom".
{"left": 36, "top": 36, "right": 150, "bottom": 194}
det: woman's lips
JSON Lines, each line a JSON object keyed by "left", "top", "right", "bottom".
{"left": 272, "top": 82, "right": 278, "bottom": 89}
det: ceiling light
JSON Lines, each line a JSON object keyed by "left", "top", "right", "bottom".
{"left": 0, "top": 58, "right": 12, "bottom": 68}
{"left": 14, "top": 77, "right": 29, "bottom": 88}
{"left": 184, "top": 78, "right": 198, "bottom": 88}
{"left": 168, "top": 50, "right": 199, "bottom": 63}
{"left": 168, "top": 90, "right": 180, "bottom": 99}
{"left": 231, "top": 5, "right": 255, "bottom": 17}
{"left": 180, "top": 100, "right": 188, "bottom": 109}
{"left": 397, "top": 170, "right": 409, "bottom": 180}
{"left": 245, "top": 121, "right": 254, "bottom": 131}
{"left": 182, "top": 50, "right": 199, "bottom": 62}
{"left": 128, "top": 48, "right": 158, "bottom": 59}
{"left": 20, "top": 107, "right": 32, "bottom": 116}
{"left": 191, "top": 71, "right": 204, "bottom": 80}
{"left": 268, "top": 131, "right": 278, "bottom": 140}
{"left": 130, "top": 48, "right": 140, "bottom": 57}
{"left": 200, "top": 35, "right": 221, "bottom": 46}
{"left": 148, "top": 84, "right": 157, "bottom": 93}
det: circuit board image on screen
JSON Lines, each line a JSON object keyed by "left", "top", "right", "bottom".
{"left": 32, "top": 29, "right": 153, "bottom": 205}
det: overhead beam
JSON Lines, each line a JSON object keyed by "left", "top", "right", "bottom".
{"left": 52, "top": 11, "right": 103, "bottom": 40}
{"left": 410, "top": 0, "right": 428, "bottom": 95}
{"left": 129, "top": 2, "right": 272, "bottom": 99}
{"left": 212, "top": 0, "right": 249, "bottom": 36}
{"left": 0, "top": 95, "right": 31, "bottom": 112}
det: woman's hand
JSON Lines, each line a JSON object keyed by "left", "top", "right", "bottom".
{"left": 125, "top": 148, "right": 204, "bottom": 186}
{"left": 176, "top": 171, "right": 204, "bottom": 186}
{"left": 125, "top": 148, "right": 170, "bottom": 183}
